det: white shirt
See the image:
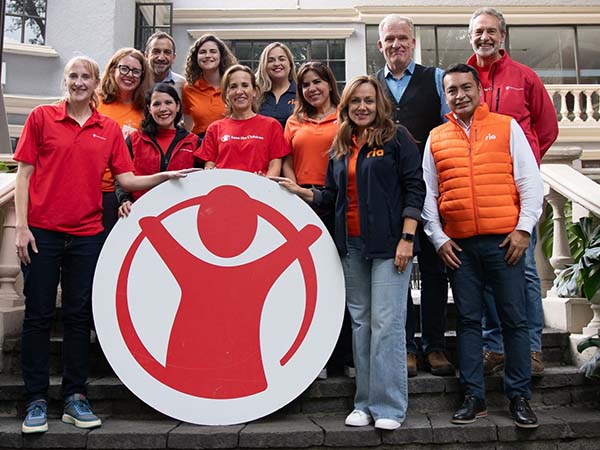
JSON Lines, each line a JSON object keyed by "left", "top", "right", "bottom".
{"left": 422, "top": 117, "right": 544, "bottom": 250}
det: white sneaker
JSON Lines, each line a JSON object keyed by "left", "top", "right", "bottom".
{"left": 375, "top": 418, "right": 401, "bottom": 430}
{"left": 345, "top": 409, "right": 372, "bottom": 427}
{"left": 317, "top": 368, "right": 328, "bottom": 380}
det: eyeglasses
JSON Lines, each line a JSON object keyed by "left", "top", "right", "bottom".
{"left": 117, "top": 64, "right": 143, "bottom": 78}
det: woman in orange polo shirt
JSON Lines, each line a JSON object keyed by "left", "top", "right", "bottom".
{"left": 283, "top": 62, "right": 348, "bottom": 381}
{"left": 98, "top": 48, "right": 152, "bottom": 237}
{"left": 183, "top": 34, "right": 237, "bottom": 137}
{"left": 283, "top": 61, "right": 340, "bottom": 194}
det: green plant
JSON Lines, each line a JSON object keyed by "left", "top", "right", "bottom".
{"left": 553, "top": 216, "right": 600, "bottom": 301}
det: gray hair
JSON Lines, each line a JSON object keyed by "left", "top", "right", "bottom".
{"left": 469, "top": 7, "right": 507, "bottom": 34}
{"left": 378, "top": 14, "right": 414, "bottom": 38}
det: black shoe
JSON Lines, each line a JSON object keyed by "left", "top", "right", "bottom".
{"left": 451, "top": 395, "right": 487, "bottom": 424}
{"left": 509, "top": 396, "right": 539, "bottom": 429}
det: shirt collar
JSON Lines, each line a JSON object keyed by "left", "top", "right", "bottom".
{"left": 384, "top": 60, "right": 415, "bottom": 80}
{"left": 55, "top": 100, "right": 102, "bottom": 126}
{"left": 162, "top": 70, "right": 175, "bottom": 84}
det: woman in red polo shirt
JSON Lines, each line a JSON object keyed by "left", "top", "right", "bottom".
{"left": 14, "top": 56, "right": 193, "bottom": 436}
{"left": 196, "top": 65, "right": 290, "bottom": 176}
{"left": 183, "top": 34, "right": 237, "bottom": 137}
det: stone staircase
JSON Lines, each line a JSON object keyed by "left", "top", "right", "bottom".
{"left": 1, "top": 303, "right": 599, "bottom": 449}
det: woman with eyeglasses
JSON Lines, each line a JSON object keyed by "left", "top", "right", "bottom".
{"left": 196, "top": 65, "right": 289, "bottom": 176}
{"left": 183, "top": 34, "right": 237, "bottom": 137}
{"left": 98, "top": 48, "right": 152, "bottom": 237}
{"left": 255, "top": 42, "right": 297, "bottom": 130}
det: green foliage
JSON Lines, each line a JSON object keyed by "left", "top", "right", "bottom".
{"left": 553, "top": 216, "right": 600, "bottom": 301}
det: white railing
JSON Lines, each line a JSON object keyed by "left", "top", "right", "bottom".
{"left": 545, "top": 84, "right": 599, "bottom": 126}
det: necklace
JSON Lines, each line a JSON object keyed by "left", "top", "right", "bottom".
{"left": 313, "top": 106, "right": 335, "bottom": 121}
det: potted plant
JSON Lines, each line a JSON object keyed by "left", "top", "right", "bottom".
{"left": 554, "top": 216, "right": 600, "bottom": 335}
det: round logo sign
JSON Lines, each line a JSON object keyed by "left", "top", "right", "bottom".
{"left": 93, "top": 169, "right": 345, "bottom": 425}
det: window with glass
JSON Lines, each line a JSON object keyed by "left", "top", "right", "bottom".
{"left": 365, "top": 24, "right": 600, "bottom": 84}
{"left": 134, "top": 2, "right": 173, "bottom": 51}
{"left": 4, "top": 0, "right": 47, "bottom": 45}
{"left": 225, "top": 39, "right": 346, "bottom": 91}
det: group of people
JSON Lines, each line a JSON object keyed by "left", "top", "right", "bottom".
{"left": 14, "top": 5, "right": 557, "bottom": 436}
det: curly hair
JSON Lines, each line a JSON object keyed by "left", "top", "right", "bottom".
{"left": 184, "top": 34, "right": 237, "bottom": 85}
{"left": 99, "top": 48, "right": 151, "bottom": 111}
{"left": 292, "top": 61, "right": 340, "bottom": 123}
{"left": 255, "top": 42, "right": 297, "bottom": 103}
{"left": 332, "top": 75, "right": 397, "bottom": 159}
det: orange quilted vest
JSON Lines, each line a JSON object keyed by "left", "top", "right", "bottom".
{"left": 429, "top": 104, "right": 519, "bottom": 239}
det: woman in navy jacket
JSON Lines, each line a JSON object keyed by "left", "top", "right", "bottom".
{"left": 272, "top": 75, "right": 425, "bottom": 430}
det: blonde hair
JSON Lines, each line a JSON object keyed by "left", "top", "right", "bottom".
{"left": 99, "top": 48, "right": 152, "bottom": 110}
{"left": 332, "top": 75, "right": 396, "bottom": 159}
{"left": 256, "top": 42, "right": 297, "bottom": 101}
{"left": 221, "top": 65, "right": 260, "bottom": 116}
{"left": 63, "top": 55, "right": 101, "bottom": 108}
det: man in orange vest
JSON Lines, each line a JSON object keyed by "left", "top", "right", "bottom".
{"left": 422, "top": 63, "right": 543, "bottom": 428}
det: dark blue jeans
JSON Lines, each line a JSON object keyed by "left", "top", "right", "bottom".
{"left": 482, "top": 228, "right": 543, "bottom": 353}
{"left": 21, "top": 227, "right": 104, "bottom": 403}
{"left": 448, "top": 235, "right": 531, "bottom": 401}
{"left": 406, "top": 225, "right": 449, "bottom": 354}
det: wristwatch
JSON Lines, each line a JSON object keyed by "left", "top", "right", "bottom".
{"left": 401, "top": 233, "right": 414, "bottom": 243}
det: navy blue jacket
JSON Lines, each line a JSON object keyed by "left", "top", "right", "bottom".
{"left": 259, "top": 81, "right": 296, "bottom": 130}
{"left": 312, "top": 127, "right": 425, "bottom": 259}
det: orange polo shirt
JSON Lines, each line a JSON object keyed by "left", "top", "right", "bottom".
{"left": 284, "top": 111, "right": 338, "bottom": 186}
{"left": 183, "top": 76, "right": 225, "bottom": 135}
{"left": 97, "top": 99, "right": 143, "bottom": 192}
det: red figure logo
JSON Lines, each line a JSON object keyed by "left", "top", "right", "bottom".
{"left": 115, "top": 185, "right": 322, "bottom": 399}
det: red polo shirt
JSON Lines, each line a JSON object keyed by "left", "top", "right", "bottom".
{"left": 14, "top": 102, "right": 134, "bottom": 236}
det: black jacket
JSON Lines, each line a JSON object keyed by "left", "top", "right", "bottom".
{"left": 312, "top": 127, "right": 425, "bottom": 259}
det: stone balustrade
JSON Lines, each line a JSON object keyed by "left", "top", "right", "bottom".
{"left": 0, "top": 173, "right": 22, "bottom": 372}
{"left": 545, "top": 84, "right": 600, "bottom": 126}
{"left": 540, "top": 149, "right": 600, "bottom": 365}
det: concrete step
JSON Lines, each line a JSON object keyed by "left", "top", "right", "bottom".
{"left": 1, "top": 405, "right": 600, "bottom": 450}
{"left": 1, "top": 366, "right": 598, "bottom": 420}
{"left": 0, "top": 328, "right": 572, "bottom": 376}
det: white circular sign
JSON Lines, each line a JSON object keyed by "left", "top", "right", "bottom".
{"left": 93, "top": 169, "right": 345, "bottom": 425}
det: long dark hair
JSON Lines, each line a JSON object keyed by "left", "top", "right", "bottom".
{"left": 293, "top": 61, "right": 340, "bottom": 122}
{"left": 141, "top": 83, "right": 183, "bottom": 137}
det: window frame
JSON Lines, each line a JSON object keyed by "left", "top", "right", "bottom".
{"left": 4, "top": 0, "right": 47, "bottom": 45}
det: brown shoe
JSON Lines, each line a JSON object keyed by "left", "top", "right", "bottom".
{"left": 531, "top": 351, "right": 545, "bottom": 377}
{"left": 425, "top": 351, "right": 455, "bottom": 376}
{"left": 407, "top": 352, "right": 417, "bottom": 378}
{"left": 483, "top": 351, "right": 504, "bottom": 375}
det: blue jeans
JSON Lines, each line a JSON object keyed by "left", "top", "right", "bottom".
{"left": 482, "top": 228, "right": 543, "bottom": 353}
{"left": 21, "top": 227, "right": 104, "bottom": 403}
{"left": 406, "top": 225, "right": 449, "bottom": 354}
{"left": 448, "top": 235, "right": 531, "bottom": 401}
{"left": 342, "top": 237, "right": 411, "bottom": 422}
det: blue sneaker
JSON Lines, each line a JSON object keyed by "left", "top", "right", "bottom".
{"left": 22, "top": 399, "right": 48, "bottom": 433}
{"left": 62, "top": 394, "right": 102, "bottom": 429}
